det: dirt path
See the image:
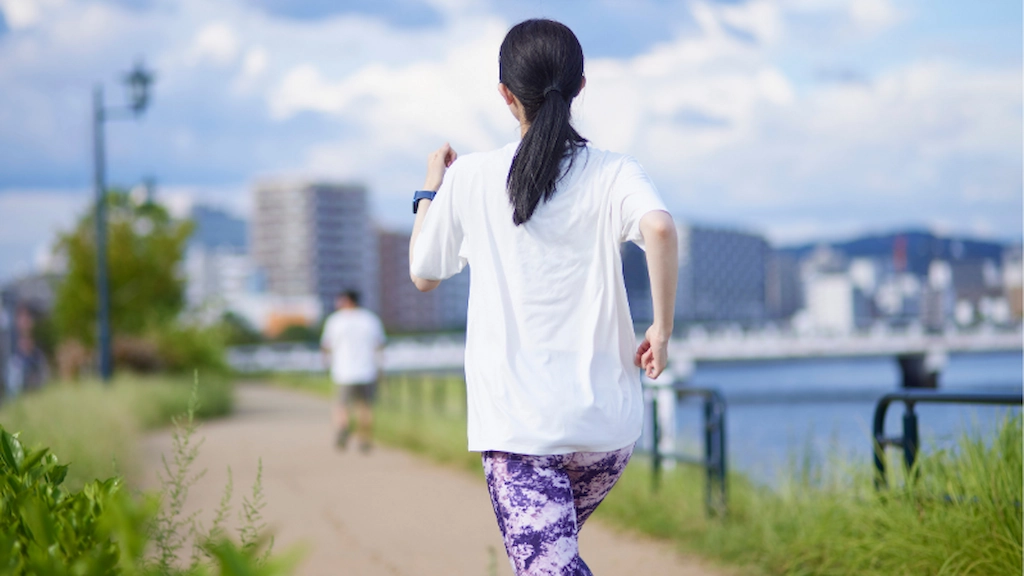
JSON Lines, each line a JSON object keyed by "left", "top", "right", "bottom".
{"left": 140, "top": 384, "right": 728, "bottom": 576}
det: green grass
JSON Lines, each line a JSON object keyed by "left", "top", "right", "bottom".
{"left": 266, "top": 373, "right": 1023, "bottom": 576}
{"left": 601, "top": 415, "right": 1022, "bottom": 576}
{"left": 0, "top": 373, "right": 233, "bottom": 490}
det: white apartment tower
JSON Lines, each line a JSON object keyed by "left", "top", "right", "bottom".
{"left": 252, "top": 181, "right": 378, "bottom": 316}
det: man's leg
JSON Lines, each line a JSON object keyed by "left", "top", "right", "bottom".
{"left": 355, "top": 399, "right": 374, "bottom": 451}
{"left": 482, "top": 451, "right": 592, "bottom": 575}
{"left": 333, "top": 386, "right": 352, "bottom": 449}
{"left": 355, "top": 380, "right": 377, "bottom": 452}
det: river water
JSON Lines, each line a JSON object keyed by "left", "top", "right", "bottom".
{"left": 667, "top": 351, "right": 1022, "bottom": 482}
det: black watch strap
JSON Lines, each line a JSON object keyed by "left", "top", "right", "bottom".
{"left": 412, "top": 190, "right": 437, "bottom": 214}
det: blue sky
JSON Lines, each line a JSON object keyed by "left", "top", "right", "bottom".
{"left": 0, "top": 0, "right": 1020, "bottom": 281}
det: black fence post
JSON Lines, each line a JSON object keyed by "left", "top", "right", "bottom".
{"left": 872, "top": 396, "right": 890, "bottom": 489}
{"left": 872, "top": 390, "right": 1022, "bottom": 491}
{"left": 703, "top": 396, "right": 714, "bottom": 515}
{"left": 716, "top": 394, "right": 727, "bottom": 516}
{"left": 651, "top": 390, "right": 661, "bottom": 492}
{"left": 902, "top": 402, "right": 919, "bottom": 471}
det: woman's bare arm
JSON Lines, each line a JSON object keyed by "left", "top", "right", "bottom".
{"left": 634, "top": 210, "right": 678, "bottom": 378}
{"left": 410, "top": 198, "right": 440, "bottom": 292}
{"left": 409, "top": 143, "right": 457, "bottom": 292}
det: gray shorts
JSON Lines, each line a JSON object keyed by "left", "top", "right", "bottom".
{"left": 338, "top": 382, "right": 377, "bottom": 406}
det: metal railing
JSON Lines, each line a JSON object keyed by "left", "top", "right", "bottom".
{"left": 872, "top": 389, "right": 1023, "bottom": 489}
{"left": 374, "top": 370, "right": 730, "bottom": 516}
{"left": 643, "top": 382, "right": 727, "bottom": 517}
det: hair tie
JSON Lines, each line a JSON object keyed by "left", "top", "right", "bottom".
{"left": 543, "top": 87, "right": 562, "bottom": 98}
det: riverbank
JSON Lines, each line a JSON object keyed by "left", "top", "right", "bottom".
{"left": 273, "top": 373, "right": 1023, "bottom": 576}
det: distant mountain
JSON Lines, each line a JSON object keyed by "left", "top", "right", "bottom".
{"left": 190, "top": 205, "right": 247, "bottom": 251}
{"left": 779, "top": 230, "right": 1009, "bottom": 277}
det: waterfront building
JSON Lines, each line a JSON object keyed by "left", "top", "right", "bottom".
{"left": 622, "top": 222, "right": 769, "bottom": 327}
{"left": 378, "top": 229, "right": 436, "bottom": 332}
{"left": 251, "top": 181, "right": 377, "bottom": 316}
{"left": 1003, "top": 245, "right": 1023, "bottom": 320}
{"left": 621, "top": 242, "right": 652, "bottom": 325}
{"left": 184, "top": 205, "right": 253, "bottom": 319}
{"left": 678, "top": 224, "right": 769, "bottom": 325}
{"left": 377, "top": 228, "right": 469, "bottom": 332}
{"left": 802, "top": 273, "right": 855, "bottom": 334}
{"left": 766, "top": 250, "right": 802, "bottom": 320}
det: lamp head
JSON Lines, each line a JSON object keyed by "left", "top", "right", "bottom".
{"left": 124, "top": 61, "right": 154, "bottom": 115}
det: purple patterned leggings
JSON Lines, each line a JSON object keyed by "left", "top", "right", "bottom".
{"left": 482, "top": 444, "right": 634, "bottom": 575}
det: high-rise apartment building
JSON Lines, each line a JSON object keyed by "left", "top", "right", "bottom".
{"left": 623, "top": 223, "right": 769, "bottom": 326}
{"left": 252, "top": 182, "right": 377, "bottom": 316}
{"left": 679, "top": 224, "right": 769, "bottom": 324}
{"left": 378, "top": 230, "right": 436, "bottom": 331}
{"left": 377, "top": 228, "right": 469, "bottom": 332}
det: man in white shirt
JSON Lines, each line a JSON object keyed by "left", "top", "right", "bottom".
{"left": 320, "top": 290, "right": 386, "bottom": 452}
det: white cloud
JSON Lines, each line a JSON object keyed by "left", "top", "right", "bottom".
{"left": 719, "top": 0, "right": 785, "bottom": 44}
{"left": 0, "top": 0, "right": 56, "bottom": 30}
{"left": 190, "top": 22, "right": 240, "bottom": 66}
{"left": 266, "top": 13, "right": 518, "bottom": 203}
{"left": 241, "top": 46, "right": 268, "bottom": 79}
{"left": 0, "top": 0, "right": 1018, "bottom": 245}
{"left": 848, "top": 0, "right": 901, "bottom": 33}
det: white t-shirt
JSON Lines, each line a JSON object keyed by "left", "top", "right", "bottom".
{"left": 320, "top": 308, "right": 386, "bottom": 386}
{"left": 411, "top": 142, "right": 668, "bottom": 455}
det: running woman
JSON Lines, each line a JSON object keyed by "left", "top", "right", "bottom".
{"left": 409, "top": 19, "right": 678, "bottom": 575}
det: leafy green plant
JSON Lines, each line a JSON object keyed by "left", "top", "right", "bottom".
{"left": 0, "top": 426, "right": 154, "bottom": 575}
{"left": 0, "top": 376, "right": 296, "bottom": 575}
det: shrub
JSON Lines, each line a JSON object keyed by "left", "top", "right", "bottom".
{"left": 0, "top": 426, "right": 152, "bottom": 574}
{"left": 155, "top": 323, "right": 228, "bottom": 375}
{"left": 0, "top": 387, "right": 295, "bottom": 575}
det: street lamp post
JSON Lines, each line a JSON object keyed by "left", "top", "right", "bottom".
{"left": 93, "top": 61, "right": 154, "bottom": 382}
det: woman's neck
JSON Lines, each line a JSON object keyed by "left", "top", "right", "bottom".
{"left": 519, "top": 122, "right": 530, "bottom": 138}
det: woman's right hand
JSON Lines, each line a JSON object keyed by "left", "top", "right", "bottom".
{"left": 635, "top": 325, "right": 670, "bottom": 379}
{"left": 423, "top": 143, "right": 458, "bottom": 191}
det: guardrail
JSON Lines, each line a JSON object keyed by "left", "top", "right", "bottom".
{"left": 872, "top": 389, "right": 1023, "bottom": 489}
{"left": 642, "top": 381, "right": 727, "bottom": 517}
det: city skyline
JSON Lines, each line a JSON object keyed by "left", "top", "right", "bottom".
{"left": 0, "top": 0, "right": 1021, "bottom": 282}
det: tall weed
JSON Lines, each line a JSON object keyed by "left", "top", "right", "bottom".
{"left": 0, "top": 375, "right": 232, "bottom": 489}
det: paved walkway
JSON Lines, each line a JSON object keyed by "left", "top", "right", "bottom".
{"left": 140, "top": 385, "right": 728, "bottom": 576}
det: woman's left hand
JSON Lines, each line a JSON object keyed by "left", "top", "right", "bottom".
{"left": 424, "top": 143, "right": 458, "bottom": 191}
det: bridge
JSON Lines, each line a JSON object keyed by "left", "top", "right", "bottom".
{"left": 228, "top": 327, "right": 1022, "bottom": 388}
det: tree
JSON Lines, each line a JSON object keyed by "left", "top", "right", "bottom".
{"left": 52, "top": 190, "right": 193, "bottom": 347}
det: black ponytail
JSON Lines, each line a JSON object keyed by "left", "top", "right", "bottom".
{"left": 499, "top": 19, "right": 588, "bottom": 226}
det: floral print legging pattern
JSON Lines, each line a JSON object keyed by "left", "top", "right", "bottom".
{"left": 482, "top": 444, "right": 634, "bottom": 575}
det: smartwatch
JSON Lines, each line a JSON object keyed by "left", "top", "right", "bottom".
{"left": 412, "top": 190, "right": 437, "bottom": 214}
